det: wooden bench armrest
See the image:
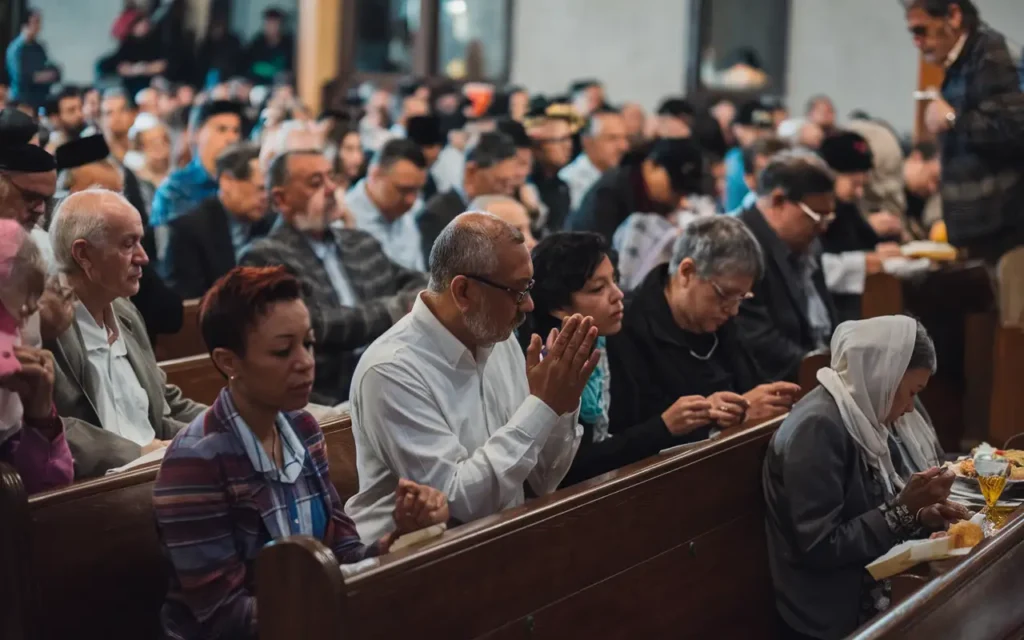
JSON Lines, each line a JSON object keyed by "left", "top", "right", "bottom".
{"left": 257, "top": 536, "right": 345, "bottom": 640}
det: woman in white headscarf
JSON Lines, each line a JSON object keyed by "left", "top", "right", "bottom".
{"left": 762, "top": 315, "right": 969, "bottom": 640}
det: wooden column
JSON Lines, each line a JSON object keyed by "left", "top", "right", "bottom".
{"left": 914, "top": 54, "right": 945, "bottom": 142}
{"left": 296, "top": 0, "right": 342, "bottom": 115}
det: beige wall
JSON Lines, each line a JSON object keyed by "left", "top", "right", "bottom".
{"left": 510, "top": 0, "right": 692, "bottom": 111}
{"left": 787, "top": 0, "right": 1024, "bottom": 135}
{"left": 510, "top": 0, "right": 1023, "bottom": 136}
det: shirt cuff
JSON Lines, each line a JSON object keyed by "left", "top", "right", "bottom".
{"left": 514, "top": 395, "right": 561, "bottom": 439}
{"left": 822, "top": 251, "right": 867, "bottom": 294}
{"left": 23, "top": 406, "right": 62, "bottom": 441}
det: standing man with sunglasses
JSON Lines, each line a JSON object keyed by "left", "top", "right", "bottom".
{"left": 346, "top": 211, "right": 597, "bottom": 541}
{"left": 906, "top": 0, "right": 1024, "bottom": 329}
{"left": 736, "top": 150, "right": 840, "bottom": 382}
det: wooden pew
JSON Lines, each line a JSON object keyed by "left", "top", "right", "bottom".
{"left": 321, "top": 415, "right": 359, "bottom": 503}
{"left": 850, "top": 508, "right": 1024, "bottom": 639}
{"left": 0, "top": 463, "right": 164, "bottom": 640}
{"left": 798, "top": 349, "right": 830, "bottom": 399}
{"left": 257, "top": 416, "right": 787, "bottom": 640}
{"left": 861, "top": 273, "right": 903, "bottom": 319}
{"left": 153, "top": 299, "right": 204, "bottom": 362}
{"left": 160, "top": 353, "right": 223, "bottom": 406}
{"left": 0, "top": 415, "right": 353, "bottom": 640}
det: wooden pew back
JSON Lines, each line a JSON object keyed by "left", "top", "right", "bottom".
{"left": 154, "top": 299, "right": 204, "bottom": 362}
{"left": 798, "top": 350, "right": 830, "bottom": 399}
{"left": 321, "top": 416, "right": 358, "bottom": 503}
{"left": 258, "top": 417, "right": 786, "bottom": 640}
{"left": 851, "top": 509, "right": 1024, "bottom": 639}
{"left": 0, "top": 463, "right": 164, "bottom": 640}
{"left": 0, "top": 414, "right": 354, "bottom": 640}
{"left": 861, "top": 273, "right": 904, "bottom": 319}
{"left": 160, "top": 353, "right": 222, "bottom": 406}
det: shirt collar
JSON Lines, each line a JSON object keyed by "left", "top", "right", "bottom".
{"left": 945, "top": 33, "right": 969, "bottom": 69}
{"left": 75, "top": 302, "right": 125, "bottom": 354}
{"left": 223, "top": 390, "right": 306, "bottom": 483}
{"left": 410, "top": 293, "right": 491, "bottom": 368}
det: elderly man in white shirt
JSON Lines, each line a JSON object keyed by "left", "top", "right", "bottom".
{"left": 346, "top": 212, "right": 599, "bottom": 541}
{"left": 46, "top": 188, "right": 206, "bottom": 477}
{"left": 559, "top": 109, "right": 630, "bottom": 211}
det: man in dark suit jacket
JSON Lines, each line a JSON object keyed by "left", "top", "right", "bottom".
{"left": 241, "top": 149, "right": 427, "bottom": 405}
{"left": 417, "top": 131, "right": 519, "bottom": 261}
{"left": 164, "top": 143, "right": 274, "bottom": 298}
{"left": 735, "top": 150, "right": 840, "bottom": 382}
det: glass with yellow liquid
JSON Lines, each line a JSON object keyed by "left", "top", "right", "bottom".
{"left": 975, "top": 454, "right": 1011, "bottom": 519}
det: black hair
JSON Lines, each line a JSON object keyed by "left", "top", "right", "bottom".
{"left": 757, "top": 151, "right": 836, "bottom": 200}
{"left": 904, "top": 0, "right": 980, "bottom": 31}
{"left": 22, "top": 8, "right": 40, "bottom": 27}
{"left": 529, "top": 232, "right": 614, "bottom": 317}
{"left": 465, "top": 131, "right": 517, "bottom": 169}
{"left": 215, "top": 143, "right": 260, "bottom": 181}
{"left": 373, "top": 137, "right": 427, "bottom": 170}
{"left": 742, "top": 137, "right": 791, "bottom": 175}
{"left": 495, "top": 118, "right": 531, "bottom": 148}
{"left": 45, "top": 85, "right": 82, "bottom": 116}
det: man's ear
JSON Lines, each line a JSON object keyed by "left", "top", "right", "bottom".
{"left": 270, "top": 186, "right": 287, "bottom": 212}
{"left": 449, "top": 275, "right": 473, "bottom": 314}
{"left": 70, "top": 238, "right": 92, "bottom": 274}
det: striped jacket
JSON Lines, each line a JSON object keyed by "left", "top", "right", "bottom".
{"left": 153, "top": 388, "right": 380, "bottom": 640}
{"left": 240, "top": 219, "right": 426, "bottom": 405}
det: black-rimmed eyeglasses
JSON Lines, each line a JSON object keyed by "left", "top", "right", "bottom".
{"left": 464, "top": 275, "right": 535, "bottom": 305}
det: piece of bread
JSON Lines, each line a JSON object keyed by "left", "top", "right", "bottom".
{"left": 947, "top": 520, "right": 984, "bottom": 549}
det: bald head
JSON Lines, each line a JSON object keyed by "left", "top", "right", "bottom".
{"left": 50, "top": 188, "right": 147, "bottom": 301}
{"left": 428, "top": 211, "right": 525, "bottom": 293}
{"left": 467, "top": 196, "right": 536, "bottom": 251}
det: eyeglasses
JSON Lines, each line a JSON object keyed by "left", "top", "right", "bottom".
{"left": 798, "top": 202, "right": 836, "bottom": 227}
{"left": 464, "top": 274, "right": 535, "bottom": 305}
{"left": 709, "top": 280, "right": 754, "bottom": 308}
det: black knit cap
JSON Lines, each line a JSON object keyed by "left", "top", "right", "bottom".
{"left": 0, "top": 109, "right": 56, "bottom": 173}
{"left": 819, "top": 131, "right": 873, "bottom": 174}
{"left": 55, "top": 134, "right": 110, "bottom": 171}
{"left": 406, "top": 115, "right": 445, "bottom": 147}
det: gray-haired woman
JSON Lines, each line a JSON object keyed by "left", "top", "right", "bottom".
{"left": 763, "top": 315, "right": 967, "bottom": 640}
{"left": 607, "top": 215, "right": 802, "bottom": 445}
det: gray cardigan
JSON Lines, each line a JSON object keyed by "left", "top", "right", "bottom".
{"left": 47, "top": 298, "right": 207, "bottom": 479}
{"left": 762, "top": 387, "right": 912, "bottom": 640}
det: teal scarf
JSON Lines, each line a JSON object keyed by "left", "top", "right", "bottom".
{"left": 579, "top": 337, "right": 607, "bottom": 424}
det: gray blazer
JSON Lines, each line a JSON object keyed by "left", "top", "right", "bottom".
{"left": 46, "top": 298, "right": 207, "bottom": 479}
{"left": 762, "top": 387, "right": 911, "bottom": 640}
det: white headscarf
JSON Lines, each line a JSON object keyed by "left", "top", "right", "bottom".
{"left": 816, "top": 316, "right": 942, "bottom": 496}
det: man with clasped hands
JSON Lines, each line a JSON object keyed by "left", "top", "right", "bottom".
{"left": 346, "top": 211, "right": 597, "bottom": 541}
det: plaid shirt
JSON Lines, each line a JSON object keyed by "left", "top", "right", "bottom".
{"left": 940, "top": 26, "right": 1024, "bottom": 259}
{"left": 154, "top": 388, "right": 380, "bottom": 640}
{"left": 240, "top": 219, "right": 427, "bottom": 404}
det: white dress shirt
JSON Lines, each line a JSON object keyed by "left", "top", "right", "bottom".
{"left": 345, "top": 294, "right": 583, "bottom": 541}
{"left": 559, "top": 153, "right": 603, "bottom": 211}
{"left": 431, "top": 145, "right": 465, "bottom": 195}
{"left": 75, "top": 303, "right": 154, "bottom": 446}
{"left": 346, "top": 179, "right": 426, "bottom": 272}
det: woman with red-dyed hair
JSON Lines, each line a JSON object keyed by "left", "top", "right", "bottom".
{"left": 153, "top": 266, "right": 448, "bottom": 640}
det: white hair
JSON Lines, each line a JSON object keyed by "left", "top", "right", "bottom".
{"left": 259, "top": 119, "right": 326, "bottom": 170}
{"left": 49, "top": 188, "right": 133, "bottom": 274}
